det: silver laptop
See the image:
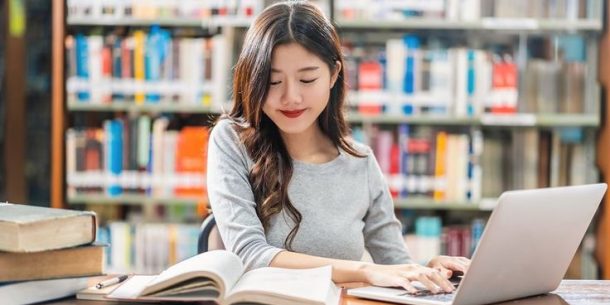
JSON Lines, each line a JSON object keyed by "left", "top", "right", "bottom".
{"left": 348, "top": 184, "right": 607, "bottom": 305}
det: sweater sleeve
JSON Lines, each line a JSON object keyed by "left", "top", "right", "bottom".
{"left": 207, "top": 119, "right": 284, "bottom": 271}
{"left": 363, "top": 148, "right": 414, "bottom": 265}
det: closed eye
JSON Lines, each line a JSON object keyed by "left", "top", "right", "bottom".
{"left": 301, "top": 78, "right": 318, "bottom": 84}
{"left": 270, "top": 81, "right": 282, "bottom": 86}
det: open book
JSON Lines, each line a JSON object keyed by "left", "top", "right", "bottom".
{"left": 107, "top": 250, "right": 340, "bottom": 305}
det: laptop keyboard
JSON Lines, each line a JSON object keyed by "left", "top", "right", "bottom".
{"left": 397, "top": 278, "right": 460, "bottom": 302}
{"left": 399, "top": 290, "right": 456, "bottom": 302}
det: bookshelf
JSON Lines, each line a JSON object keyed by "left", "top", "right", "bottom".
{"left": 51, "top": 0, "right": 608, "bottom": 276}
{"left": 337, "top": 0, "right": 604, "bottom": 276}
{"left": 596, "top": 0, "right": 610, "bottom": 280}
{"left": 51, "top": 0, "right": 261, "bottom": 274}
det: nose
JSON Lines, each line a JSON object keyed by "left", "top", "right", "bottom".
{"left": 280, "top": 79, "right": 302, "bottom": 106}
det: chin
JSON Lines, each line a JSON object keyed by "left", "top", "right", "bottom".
{"left": 270, "top": 117, "right": 316, "bottom": 135}
{"left": 275, "top": 122, "right": 314, "bottom": 134}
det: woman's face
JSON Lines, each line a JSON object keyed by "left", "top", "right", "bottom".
{"left": 263, "top": 42, "right": 340, "bottom": 136}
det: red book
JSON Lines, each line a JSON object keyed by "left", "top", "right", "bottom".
{"left": 174, "top": 127, "right": 209, "bottom": 198}
{"left": 358, "top": 61, "right": 383, "bottom": 115}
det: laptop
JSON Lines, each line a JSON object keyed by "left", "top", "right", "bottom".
{"left": 348, "top": 184, "right": 607, "bottom": 305}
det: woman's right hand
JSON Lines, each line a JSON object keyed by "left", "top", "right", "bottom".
{"left": 360, "top": 263, "right": 455, "bottom": 294}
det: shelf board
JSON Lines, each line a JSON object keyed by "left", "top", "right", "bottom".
{"left": 348, "top": 113, "right": 599, "bottom": 127}
{"left": 394, "top": 198, "right": 497, "bottom": 211}
{"left": 347, "top": 113, "right": 479, "bottom": 125}
{"left": 336, "top": 18, "right": 602, "bottom": 32}
{"left": 67, "top": 101, "right": 223, "bottom": 114}
{"left": 67, "top": 16, "right": 253, "bottom": 27}
{"left": 67, "top": 17, "right": 204, "bottom": 27}
{"left": 68, "top": 194, "right": 496, "bottom": 210}
{"left": 534, "top": 114, "right": 600, "bottom": 127}
{"left": 68, "top": 194, "right": 207, "bottom": 206}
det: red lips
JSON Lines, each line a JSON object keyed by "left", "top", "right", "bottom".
{"left": 280, "top": 109, "right": 306, "bottom": 118}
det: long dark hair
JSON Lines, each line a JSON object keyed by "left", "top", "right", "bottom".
{"left": 224, "top": 1, "right": 364, "bottom": 250}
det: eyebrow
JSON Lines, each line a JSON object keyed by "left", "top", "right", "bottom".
{"left": 271, "top": 66, "right": 320, "bottom": 73}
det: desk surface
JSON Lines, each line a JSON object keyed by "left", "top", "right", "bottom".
{"left": 42, "top": 280, "right": 610, "bottom": 305}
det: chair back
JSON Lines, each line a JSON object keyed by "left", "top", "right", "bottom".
{"left": 198, "top": 213, "right": 225, "bottom": 253}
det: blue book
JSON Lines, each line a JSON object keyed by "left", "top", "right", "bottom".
{"left": 466, "top": 50, "right": 476, "bottom": 116}
{"left": 145, "top": 26, "right": 162, "bottom": 102}
{"left": 105, "top": 120, "right": 123, "bottom": 196}
{"left": 403, "top": 35, "right": 420, "bottom": 115}
{"left": 75, "top": 34, "right": 90, "bottom": 101}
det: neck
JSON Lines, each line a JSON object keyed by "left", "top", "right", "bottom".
{"left": 280, "top": 124, "right": 338, "bottom": 164}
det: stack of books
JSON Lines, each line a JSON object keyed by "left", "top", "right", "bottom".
{"left": 0, "top": 202, "right": 105, "bottom": 305}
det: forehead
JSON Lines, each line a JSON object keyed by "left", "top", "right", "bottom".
{"left": 270, "top": 42, "right": 326, "bottom": 70}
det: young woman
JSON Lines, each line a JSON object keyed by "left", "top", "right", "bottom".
{"left": 207, "top": 1, "right": 469, "bottom": 294}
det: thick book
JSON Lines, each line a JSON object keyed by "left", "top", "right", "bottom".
{"left": 0, "top": 244, "right": 105, "bottom": 282}
{"left": 1, "top": 276, "right": 91, "bottom": 305}
{"left": 107, "top": 250, "right": 340, "bottom": 305}
{"left": 0, "top": 203, "right": 97, "bottom": 252}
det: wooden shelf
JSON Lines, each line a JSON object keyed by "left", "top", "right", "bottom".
{"left": 595, "top": 1, "right": 610, "bottom": 280}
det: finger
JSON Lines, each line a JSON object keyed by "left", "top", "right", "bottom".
{"left": 416, "top": 273, "right": 441, "bottom": 294}
{"left": 429, "top": 270, "right": 455, "bottom": 292}
{"left": 399, "top": 280, "right": 419, "bottom": 294}
{"left": 443, "top": 260, "right": 468, "bottom": 273}
{"left": 435, "top": 266, "right": 453, "bottom": 279}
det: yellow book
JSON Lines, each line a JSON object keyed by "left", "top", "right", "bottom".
{"left": 133, "top": 30, "right": 146, "bottom": 104}
{"left": 433, "top": 132, "right": 448, "bottom": 201}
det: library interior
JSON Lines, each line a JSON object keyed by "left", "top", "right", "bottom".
{"left": 1, "top": 0, "right": 610, "bottom": 304}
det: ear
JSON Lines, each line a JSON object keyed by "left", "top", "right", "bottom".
{"left": 330, "top": 60, "right": 341, "bottom": 88}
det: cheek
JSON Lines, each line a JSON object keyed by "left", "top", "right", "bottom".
{"left": 262, "top": 100, "right": 273, "bottom": 118}
{"left": 307, "top": 84, "right": 331, "bottom": 103}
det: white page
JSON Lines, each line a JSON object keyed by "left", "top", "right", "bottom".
{"left": 226, "top": 265, "right": 339, "bottom": 305}
{"left": 143, "top": 250, "right": 244, "bottom": 297}
{"left": 108, "top": 250, "right": 244, "bottom": 301}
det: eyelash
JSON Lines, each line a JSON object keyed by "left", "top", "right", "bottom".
{"left": 269, "top": 78, "right": 318, "bottom": 86}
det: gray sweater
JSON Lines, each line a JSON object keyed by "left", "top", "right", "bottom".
{"left": 207, "top": 119, "right": 412, "bottom": 271}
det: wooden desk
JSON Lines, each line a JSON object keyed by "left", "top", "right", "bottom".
{"left": 42, "top": 280, "right": 610, "bottom": 305}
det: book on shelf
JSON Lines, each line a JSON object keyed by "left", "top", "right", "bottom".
{"left": 100, "top": 222, "right": 200, "bottom": 274}
{"left": 0, "top": 203, "right": 97, "bottom": 252}
{"left": 66, "top": 117, "right": 210, "bottom": 199}
{"left": 400, "top": 215, "right": 486, "bottom": 263}
{"left": 65, "top": 31, "right": 228, "bottom": 108}
{"left": 335, "top": 0, "right": 591, "bottom": 22}
{"left": 0, "top": 245, "right": 105, "bottom": 282}
{"left": 1, "top": 276, "right": 93, "bottom": 305}
{"left": 67, "top": 0, "right": 263, "bottom": 21}
{"left": 342, "top": 34, "right": 589, "bottom": 118}
{"left": 107, "top": 250, "right": 340, "bottom": 305}
{"left": 354, "top": 124, "right": 482, "bottom": 202}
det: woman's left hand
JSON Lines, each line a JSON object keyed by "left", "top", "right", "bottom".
{"left": 427, "top": 256, "right": 471, "bottom": 279}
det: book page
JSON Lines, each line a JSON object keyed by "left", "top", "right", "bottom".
{"left": 107, "top": 275, "right": 220, "bottom": 301}
{"left": 141, "top": 250, "right": 244, "bottom": 298}
{"left": 225, "top": 265, "right": 339, "bottom": 305}
{"left": 107, "top": 250, "right": 244, "bottom": 301}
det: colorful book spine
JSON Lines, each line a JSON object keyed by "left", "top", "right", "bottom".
{"left": 105, "top": 119, "right": 123, "bottom": 196}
